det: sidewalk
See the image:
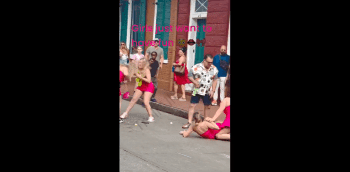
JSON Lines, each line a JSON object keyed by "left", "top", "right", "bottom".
{"left": 120, "top": 79, "right": 226, "bottom": 122}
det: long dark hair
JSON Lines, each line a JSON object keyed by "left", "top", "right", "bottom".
{"left": 120, "top": 41, "right": 129, "bottom": 55}
{"left": 180, "top": 47, "right": 187, "bottom": 54}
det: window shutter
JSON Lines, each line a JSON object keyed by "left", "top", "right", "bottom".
{"left": 155, "top": 0, "right": 171, "bottom": 62}
{"left": 120, "top": 1, "right": 128, "bottom": 43}
{"left": 138, "top": 0, "right": 146, "bottom": 53}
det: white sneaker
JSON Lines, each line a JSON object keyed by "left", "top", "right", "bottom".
{"left": 120, "top": 112, "right": 128, "bottom": 119}
{"left": 147, "top": 117, "right": 155, "bottom": 122}
{"left": 119, "top": 118, "right": 124, "bottom": 123}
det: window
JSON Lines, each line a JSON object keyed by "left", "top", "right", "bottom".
{"left": 129, "top": 0, "right": 144, "bottom": 54}
{"left": 195, "top": 0, "right": 208, "bottom": 13}
{"left": 119, "top": 0, "right": 129, "bottom": 43}
{"left": 153, "top": 0, "right": 171, "bottom": 63}
{"left": 119, "top": 0, "right": 146, "bottom": 55}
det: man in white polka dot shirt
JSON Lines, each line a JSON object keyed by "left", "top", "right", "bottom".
{"left": 182, "top": 54, "right": 219, "bottom": 129}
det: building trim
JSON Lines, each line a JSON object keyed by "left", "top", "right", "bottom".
{"left": 152, "top": 0, "right": 157, "bottom": 40}
{"left": 227, "top": 13, "right": 230, "bottom": 56}
{"left": 126, "top": 0, "right": 132, "bottom": 50}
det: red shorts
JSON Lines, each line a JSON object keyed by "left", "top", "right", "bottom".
{"left": 136, "top": 82, "right": 154, "bottom": 93}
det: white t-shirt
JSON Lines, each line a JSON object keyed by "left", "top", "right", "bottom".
{"left": 131, "top": 54, "right": 144, "bottom": 61}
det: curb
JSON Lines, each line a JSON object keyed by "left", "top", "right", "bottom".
{"left": 123, "top": 96, "right": 189, "bottom": 119}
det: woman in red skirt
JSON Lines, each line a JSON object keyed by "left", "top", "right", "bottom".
{"left": 171, "top": 47, "right": 191, "bottom": 101}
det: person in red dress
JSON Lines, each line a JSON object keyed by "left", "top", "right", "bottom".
{"left": 171, "top": 47, "right": 191, "bottom": 101}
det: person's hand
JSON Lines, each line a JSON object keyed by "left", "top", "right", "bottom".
{"left": 205, "top": 117, "right": 214, "bottom": 122}
{"left": 194, "top": 81, "right": 200, "bottom": 88}
{"left": 209, "top": 90, "right": 214, "bottom": 98}
{"left": 135, "top": 73, "right": 142, "bottom": 79}
{"left": 173, "top": 63, "right": 177, "bottom": 66}
{"left": 159, "top": 64, "right": 162, "bottom": 69}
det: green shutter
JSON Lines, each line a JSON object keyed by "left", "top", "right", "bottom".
{"left": 155, "top": 0, "right": 171, "bottom": 61}
{"left": 195, "top": 19, "right": 206, "bottom": 64}
{"left": 138, "top": 0, "right": 146, "bottom": 53}
{"left": 120, "top": 0, "right": 129, "bottom": 43}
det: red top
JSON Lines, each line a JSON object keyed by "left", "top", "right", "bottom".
{"left": 173, "top": 60, "right": 191, "bottom": 85}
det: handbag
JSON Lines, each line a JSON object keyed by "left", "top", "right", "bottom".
{"left": 219, "top": 55, "right": 229, "bottom": 71}
{"left": 174, "top": 65, "right": 185, "bottom": 75}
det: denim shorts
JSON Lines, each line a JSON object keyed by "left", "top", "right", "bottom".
{"left": 190, "top": 94, "right": 211, "bottom": 106}
{"left": 120, "top": 58, "right": 128, "bottom": 65}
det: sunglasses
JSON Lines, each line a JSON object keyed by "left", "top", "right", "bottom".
{"left": 121, "top": 44, "right": 125, "bottom": 45}
{"left": 205, "top": 60, "right": 213, "bottom": 64}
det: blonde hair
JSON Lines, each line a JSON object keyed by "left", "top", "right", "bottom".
{"left": 128, "top": 58, "right": 149, "bottom": 80}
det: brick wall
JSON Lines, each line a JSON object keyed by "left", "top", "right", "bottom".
{"left": 152, "top": 0, "right": 180, "bottom": 92}
{"left": 173, "top": 0, "right": 191, "bottom": 93}
{"left": 204, "top": 0, "right": 230, "bottom": 57}
{"left": 167, "top": 0, "right": 179, "bottom": 90}
{"left": 144, "top": 0, "right": 156, "bottom": 51}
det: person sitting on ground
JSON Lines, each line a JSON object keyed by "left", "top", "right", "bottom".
{"left": 181, "top": 76, "right": 231, "bottom": 140}
{"left": 179, "top": 112, "right": 223, "bottom": 140}
{"left": 205, "top": 73, "right": 230, "bottom": 140}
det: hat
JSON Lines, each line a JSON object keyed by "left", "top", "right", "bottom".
{"left": 153, "top": 38, "right": 159, "bottom": 42}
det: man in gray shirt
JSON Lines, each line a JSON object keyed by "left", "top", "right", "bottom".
{"left": 145, "top": 38, "right": 164, "bottom": 69}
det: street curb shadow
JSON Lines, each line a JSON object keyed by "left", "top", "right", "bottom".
{"left": 123, "top": 96, "right": 189, "bottom": 119}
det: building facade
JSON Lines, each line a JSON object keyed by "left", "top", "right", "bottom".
{"left": 120, "top": 0, "right": 230, "bottom": 92}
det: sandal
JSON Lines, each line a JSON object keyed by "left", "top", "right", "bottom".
{"left": 179, "top": 97, "right": 186, "bottom": 101}
{"left": 182, "top": 122, "right": 192, "bottom": 129}
{"left": 170, "top": 96, "right": 178, "bottom": 100}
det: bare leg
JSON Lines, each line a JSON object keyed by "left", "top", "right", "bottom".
{"left": 143, "top": 92, "right": 153, "bottom": 117}
{"left": 203, "top": 105, "right": 210, "bottom": 119}
{"left": 172, "top": 82, "right": 178, "bottom": 98}
{"left": 124, "top": 89, "right": 143, "bottom": 114}
{"left": 188, "top": 104, "right": 197, "bottom": 123}
{"left": 134, "top": 81, "right": 138, "bottom": 93}
{"left": 215, "top": 128, "right": 230, "bottom": 140}
{"left": 181, "top": 85, "right": 186, "bottom": 99}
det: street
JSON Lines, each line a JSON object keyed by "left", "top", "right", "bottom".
{"left": 120, "top": 101, "right": 230, "bottom": 172}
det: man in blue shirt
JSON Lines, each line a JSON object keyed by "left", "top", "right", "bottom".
{"left": 212, "top": 45, "right": 230, "bottom": 105}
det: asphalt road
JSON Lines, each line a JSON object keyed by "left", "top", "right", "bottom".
{"left": 120, "top": 101, "right": 230, "bottom": 172}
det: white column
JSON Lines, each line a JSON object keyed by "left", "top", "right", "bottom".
{"left": 126, "top": 0, "right": 132, "bottom": 50}
{"left": 153, "top": 0, "right": 158, "bottom": 40}
{"left": 227, "top": 13, "right": 230, "bottom": 56}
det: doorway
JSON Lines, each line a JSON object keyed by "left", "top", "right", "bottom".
{"left": 194, "top": 19, "right": 206, "bottom": 64}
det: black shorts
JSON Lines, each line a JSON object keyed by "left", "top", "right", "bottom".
{"left": 190, "top": 94, "right": 211, "bottom": 106}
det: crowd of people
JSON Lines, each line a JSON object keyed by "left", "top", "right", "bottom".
{"left": 119, "top": 38, "right": 230, "bottom": 141}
